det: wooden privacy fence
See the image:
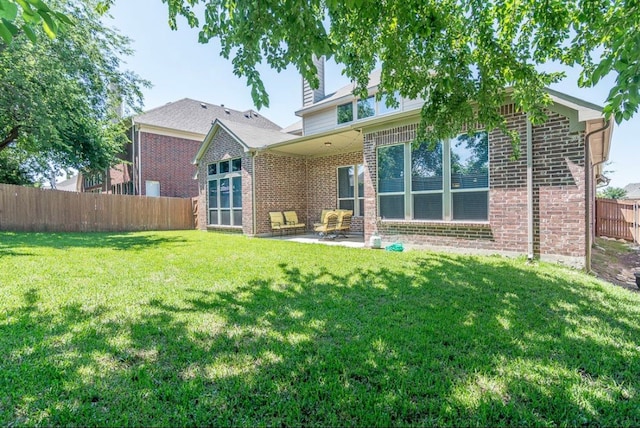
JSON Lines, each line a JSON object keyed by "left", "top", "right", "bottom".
{"left": 0, "top": 183, "right": 194, "bottom": 232}
{"left": 595, "top": 198, "right": 639, "bottom": 243}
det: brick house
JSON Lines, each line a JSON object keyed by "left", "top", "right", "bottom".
{"left": 194, "top": 59, "right": 613, "bottom": 268}
{"left": 82, "top": 98, "right": 282, "bottom": 197}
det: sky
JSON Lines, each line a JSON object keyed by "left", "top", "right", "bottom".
{"left": 104, "top": 0, "right": 640, "bottom": 189}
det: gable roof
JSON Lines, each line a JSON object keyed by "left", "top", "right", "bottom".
{"left": 193, "top": 118, "right": 298, "bottom": 164}
{"left": 134, "top": 98, "right": 281, "bottom": 135}
{"left": 623, "top": 183, "right": 640, "bottom": 199}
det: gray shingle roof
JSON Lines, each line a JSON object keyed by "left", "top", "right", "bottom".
{"left": 194, "top": 119, "right": 298, "bottom": 164}
{"left": 623, "top": 183, "right": 640, "bottom": 199}
{"left": 281, "top": 120, "right": 303, "bottom": 135}
{"left": 217, "top": 119, "right": 298, "bottom": 149}
{"left": 134, "top": 98, "right": 281, "bottom": 135}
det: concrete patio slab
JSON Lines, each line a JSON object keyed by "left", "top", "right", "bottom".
{"left": 265, "top": 233, "right": 365, "bottom": 248}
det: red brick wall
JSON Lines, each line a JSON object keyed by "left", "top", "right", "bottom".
{"left": 254, "top": 153, "right": 307, "bottom": 235}
{"left": 140, "top": 132, "right": 201, "bottom": 198}
{"left": 362, "top": 109, "right": 587, "bottom": 266}
{"left": 306, "top": 151, "right": 364, "bottom": 232}
{"left": 106, "top": 163, "right": 133, "bottom": 193}
{"left": 195, "top": 129, "right": 253, "bottom": 234}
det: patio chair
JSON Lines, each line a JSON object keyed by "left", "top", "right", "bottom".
{"left": 283, "top": 211, "right": 306, "bottom": 234}
{"left": 314, "top": 209, "right": 333, "bottom": 228}
{"left": 313, "top": 211, "right": 339, "bottom": 239}
{"left": 269, "top": 211, "right": 294, "bottom": 236}
{"left": 335, "top": 210, "right": 353, "bottom": 238}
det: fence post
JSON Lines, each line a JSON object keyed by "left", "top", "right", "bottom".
{"left": 633, "top": 201, "right": 640, "bottom": 244}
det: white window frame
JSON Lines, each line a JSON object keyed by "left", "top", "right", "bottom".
{"left": 377, "top": 132, "right": 489, "bottom": 222}
{"left": 337, "top": 92, "right": 404, "bottom": 126}
{"left": 207, "top": 158, "right": 242, "bottom": 227}
{"left": 145, "top": 180, "right": 160, "bottom": 197}
{"left": 377, "top": 92, "right": 401, "bottom": 116}
{"left": 337, "top": 101, "right": 354, "bottom": 125}
{"left": 336, "top": 164, "right": 365, "bottom": 217}
{"left": 357, "top": 96, "right": 375, "bottom": 120}
{"left": 411, "top": 140, "right": 445, "bottom": 220}
{"left": 377, "top": 143, "right": 408, "bottom": 219}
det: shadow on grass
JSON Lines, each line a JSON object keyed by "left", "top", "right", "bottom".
{"left": 0, "top": 231, "right": 188, "bottom": 252}
{"left": 1, "top": 255, "right": 639, "bottom": 426}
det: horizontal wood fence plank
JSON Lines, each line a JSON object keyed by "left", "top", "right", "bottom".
{"left": 595, "top": 198, "right": 637, "bottom": 242}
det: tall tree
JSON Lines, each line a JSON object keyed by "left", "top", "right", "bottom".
{"left": 5, "top": 1, "right": 638, "bottom": 147}
{"left": 0, "top": 147, "right": 36, "bottom": 185}
{"left": 0, "top": 0, "right": 148, "bottom": 182}
{"left": 597, "top": 187, "right": 627, "bottom": 200}
{"left": 147, "top": 0, "right": 637, "bottom": 146}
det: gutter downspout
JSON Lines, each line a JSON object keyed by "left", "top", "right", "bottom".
{"left": 131, "top": 118, "right": 136, "bottom": 195}
{"left": 526, "top": 114, "right": 534, "bottom": 261}
{"left": 138, "top": 127, "right": 142, "bottom": 196}
{"left": 584, "top": 119, "right": 611, "bottom": 272}
{"left": 251, "top": 151, "right": 257, "bottom": 236}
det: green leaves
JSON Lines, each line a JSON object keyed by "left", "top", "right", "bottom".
{"left": 4, "top": 0, "right": 639, "bottom": 157}
{"left": 0, "top": 0, "right": 19, "bottom": 42}
{"left": 0, "top": 0, "right": 147, "bottom": 180}
{"left": 146, "top": 0, "right": 639, "bottom": 144}
{"left": 0, "top": 0, "right": 74, "bottom": 44}
{"left": 0, "top": 0, "right": 19, "bottom": 20}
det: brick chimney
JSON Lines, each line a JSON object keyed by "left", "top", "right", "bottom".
{"left": 302, "top": 55, "right": 325, "bottom": 107}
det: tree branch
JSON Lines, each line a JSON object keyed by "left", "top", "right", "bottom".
{"left": 0, "top": 126, "right": 20, "bottom": 151}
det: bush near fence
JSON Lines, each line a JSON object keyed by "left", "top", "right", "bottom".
{"left": 0, "top": 183, "right": 195, "bottom": 232}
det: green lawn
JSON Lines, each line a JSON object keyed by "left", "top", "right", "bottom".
{"left": 1, "top": 231, "right": 639, "bottom": 426}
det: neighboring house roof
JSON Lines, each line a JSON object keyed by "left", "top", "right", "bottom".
{"left": 134, "top": 98, "right": 281, "bottom": 135}
{"left": 623, "top": 183, "right": 640, "bottom": 199}
{"left": 193, "top": 118, "right": 298, "bottom": 164}
{"left": 54, "top": 175, "right": 80, "bottom": 192}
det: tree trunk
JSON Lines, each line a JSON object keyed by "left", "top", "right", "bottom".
{"left": 0, "top": 127, "right": 19, "bottom": 151}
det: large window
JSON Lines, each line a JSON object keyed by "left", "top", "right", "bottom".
{"left": 337, "top": 92, "right": 402, "bottom": 125}
{"left": 337, "top": 164, "right": 365, "bottom": 216}
{"left": 208, "top": 158, "right": 242, "bottom": 227}
{"left": 357, "top": 97, "right": 375, "bottom": 120}
{"left": 378, "top": 144, "right": 405, "bottom": 219}
{"left": 377, "top": 131, "right": 489, "bottom": 221}
{"left": 378, "top": 92, "right": 401, "bottom": 115}
{"left": 450, "top": 133, "right": 489, "bottom": 220}
{"left": 337, "top": 102, "right": 353, "bottom": 124}
{"left": 412, "top": 141, "right": 444, "bottom": 220}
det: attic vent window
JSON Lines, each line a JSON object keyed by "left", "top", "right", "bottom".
{"left": 200, "top": 103, "right": 207, "bottom": 109}
{"left": 224, "top": 108, "right": 230, "bottom": 114}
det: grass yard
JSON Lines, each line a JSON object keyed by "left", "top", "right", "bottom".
{"left": 1, "top": 231, "right": 639, "bottom": 426}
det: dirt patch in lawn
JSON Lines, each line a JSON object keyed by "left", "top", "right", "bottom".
{"left": 591, "top": 237, "right": 640, "bottom": 293}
